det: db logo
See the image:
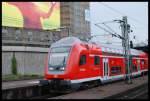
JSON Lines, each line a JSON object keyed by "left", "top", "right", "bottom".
{"left": 111, "top": 61, "right": 114, "bottom": 64}
{"left": 54, "top": 75, "right": 58, "bottom": 78}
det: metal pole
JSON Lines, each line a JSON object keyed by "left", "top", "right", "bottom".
{"left": 67, "top": 27, "right": 70, "bottom": 37}
{"left": 121, "top": 16, "right": 132, "bottom": 84}
{"left": 94, "top": 17, "right": 132, "bottom": 84}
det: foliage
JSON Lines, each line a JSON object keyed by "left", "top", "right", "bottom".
{"left": 11, "top": 53, "right": 18, "bottom": 75}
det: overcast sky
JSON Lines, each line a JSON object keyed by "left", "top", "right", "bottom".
{"left": 90, "top": 2, "right": 148, "bottom": 45}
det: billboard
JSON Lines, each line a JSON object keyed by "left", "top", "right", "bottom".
{"left": 2, "top": 2, "right": 60, "bottom": 30}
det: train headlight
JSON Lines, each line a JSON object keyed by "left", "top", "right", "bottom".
{"left": 49, "top": 67, "right": 54, "bottom": 70}
{"left": 60, "top": 67, "right": 65, "bottom": 71}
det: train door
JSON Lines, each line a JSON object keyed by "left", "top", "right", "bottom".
{"left": 103, "top": 58, "right": 109, "bottom": 81}
{"left": 137, "top": 59, "right": 140, "bottom": 72}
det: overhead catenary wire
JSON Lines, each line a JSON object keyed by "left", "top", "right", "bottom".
{"left": 95, "top": 20, "right": 115, "bottom": 25}
{"left": 91, "top": 34, "right": 113, "bottom": 37}
{"left": 99, "top": 2, "right": 146, "bottom": 26}
{"left": 102, "top": 23, "right": 117, "bottom": 35}
{"left": 95, "top": 23, "right": 124, "bottom": 40}
{"left": 90, "top": 22, "right": 123, "bottom": 44}
{"left": 91, "top": 21, "right": 121, "bottom": 36}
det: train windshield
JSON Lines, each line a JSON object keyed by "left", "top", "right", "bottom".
{"left": 48, "top": 47, "right": 71, "bottom": 69}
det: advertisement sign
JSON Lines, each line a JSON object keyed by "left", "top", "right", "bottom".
{"left": 2, "top": 2, "right": 60, "bottom": 30}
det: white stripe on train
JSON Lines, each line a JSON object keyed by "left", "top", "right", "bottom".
{"left": 70, "top": 69, "right": 148, "bottom": 83}
{"left": 99, "top": 55, "right": 148, "bottom": 60}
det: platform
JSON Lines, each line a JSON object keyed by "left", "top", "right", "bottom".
{"left": 2, "top": 79, "right": 39, "bottom": 90}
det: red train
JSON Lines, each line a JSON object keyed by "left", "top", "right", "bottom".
{"left": 40, "top": 37, "right": 148, "bottom": 91}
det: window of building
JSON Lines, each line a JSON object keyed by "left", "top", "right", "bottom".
{"left": 94, "top": 56, "right": 100, "bottom": 65}
{"left": 16, "top": 30, "right": 21, "bottom": 34}
{"left": 15, "top": 30, "right": 21, "bottom": 41}
{"left": 28, "top": 31, "right": 33, "bottom": 42}
{"left": 111, "top": 66, "right": 121, "bottom": 74}
{"left": 2, "top": 28, "right": 8, "bottom": 33}
{"left": 53, "top": 33, "right": 55, "bottom": 36}
{"left": 15, "top": 33, "right": 19, "bottom": 41}
{"left": 79, "top": 55, "right": 86, "bottom": 65}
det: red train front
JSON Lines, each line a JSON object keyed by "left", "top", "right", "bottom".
{"left": 40, "top": 37, "right": 148, "bottom": 91}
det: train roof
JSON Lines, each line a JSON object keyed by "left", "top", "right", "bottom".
{"left": 89, "top": 41, "right": 146, "bottom": 56}
{"left": 99, "top": 44, "right": 144, "bottom": 56}
{"left": 51, "top": 37, "right": 146, "bottom": 56}
{"left": 51, "top": 37, "right": 81, "bottom": 48}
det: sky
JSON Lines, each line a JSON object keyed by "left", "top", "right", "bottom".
{"left": 90, "top": 2, "right": 148, "bottom": 46}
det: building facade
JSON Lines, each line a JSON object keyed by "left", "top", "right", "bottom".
{"left": 60, "top": 2, "right": 91, "bottom": 40}
{"left": 2, "top": 2, "right": 91, "bottom": 46}
{"left": 2, "top": 26, "right": 61, "bottom": 47}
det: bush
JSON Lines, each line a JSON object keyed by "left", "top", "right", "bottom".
{"left": 11, "top": 53, "right": 17, "bottom": 75}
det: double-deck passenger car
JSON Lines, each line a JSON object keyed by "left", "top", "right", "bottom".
{"left": 41, "top": 37, "right": 148, "bottom": 91}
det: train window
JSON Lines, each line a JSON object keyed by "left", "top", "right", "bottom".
{"left": 141, "top": 59, "right": 145, "bottom": 65}
{"left": 79, "top": 55, "right": 86, "bottom": 65}
{"left": 94, "top": 56, "right": 100, "bottom": 65}
{"left": 132, "top": 65, "right": 137, "bottom": 72}
{"left": 51, "top": 47, "right": 71, "bottom": 53}
{"left": 111, "top": 66, "right": 121, "bottom": 74}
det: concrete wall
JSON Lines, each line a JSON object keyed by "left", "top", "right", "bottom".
{"left": 2, "top": 52, "right": 13, "bottom": 75}
{"left": 2, "top": 46, "right": 49, "bottom": 75}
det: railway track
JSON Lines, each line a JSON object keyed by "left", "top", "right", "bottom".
{"left": 30, "top": 93, "right": 61, "bottom": 99}
{"left": 106, "top": 83, "right": 148, "bottom": 99}
{"left": 30, "top": 84, "right": 98, "bottom": 99}
{"left": 30, "top": 83, "right": 148, "bottom": 99}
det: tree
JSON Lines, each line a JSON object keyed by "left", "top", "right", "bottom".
{"left": 11, "top": 52, "right": 17, "bottom": 75}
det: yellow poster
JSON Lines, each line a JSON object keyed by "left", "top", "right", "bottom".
{"left": 2, "top": 2, "right": 60, "bottom": 30}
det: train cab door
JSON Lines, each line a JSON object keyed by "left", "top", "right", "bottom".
{"left": 103, "top": 58, "right": 109, "bottom": 81}
{"left": 137, "top": 59, "right": 140, "bottom": 72}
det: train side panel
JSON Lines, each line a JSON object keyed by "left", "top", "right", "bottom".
{"left": 69, "top": 44, "right": 103, "bottom": 83}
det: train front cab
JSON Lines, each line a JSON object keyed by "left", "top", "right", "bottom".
{"left": 40, "top": 45, "right": 74, "bottom": 91}
{"left": 41, "top": 42, "right": 102, "bottom": 91}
